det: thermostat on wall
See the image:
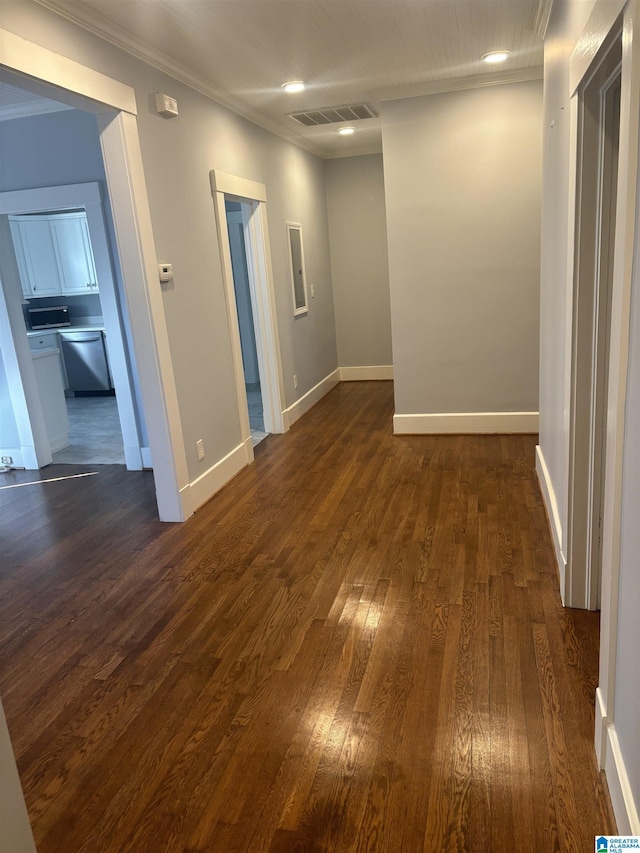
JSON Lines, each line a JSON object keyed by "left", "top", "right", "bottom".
{"left": 155, "top": 92, "right": 178, "bottom": 117}
{"left": 159, "top": 263, "right": 174, "bottom": 283}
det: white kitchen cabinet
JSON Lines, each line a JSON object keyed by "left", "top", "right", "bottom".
{"left": 31, "top": 347, "right": 69, "bottom": 453}
{"left": 50, "top": 213, "right": 99, "bottom": 294}
{"left": 28, "top": 331, "right": 69, "bottom": 390}
{"left": 9, "top": 217, "right": 61, "bottom": 298}
{"left": 9, "top": 212, "right": 99, "bottom": 298}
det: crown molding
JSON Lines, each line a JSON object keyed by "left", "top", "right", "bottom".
{"left": 534, "top": 0, "right": 555, "bottom": 39}
{"left": 32, "top": 0, "right": 325, "bottom": 159}
{"left": 376, "top": 66, "right": 543, "bottom": 103}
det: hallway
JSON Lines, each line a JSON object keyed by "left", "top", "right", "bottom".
{"left": 0, "top": 381, "right": 614, "bottom": 851}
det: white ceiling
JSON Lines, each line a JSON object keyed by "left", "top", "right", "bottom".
{"left": 33, "top": 0, "right": 548, "bottom": 158}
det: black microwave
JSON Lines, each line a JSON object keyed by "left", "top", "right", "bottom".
{"left": 28, "top": 305, "right": 71, "bottom": 330}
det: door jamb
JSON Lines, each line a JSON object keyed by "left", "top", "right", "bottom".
{"left": 566, "top": 39, "right": 622, "bottom": 612}
{"left": 565, "top": 0, "right": 640, "bottom": 773}
{"left": 210, "top": 170, "right": 286, "bottom": 461}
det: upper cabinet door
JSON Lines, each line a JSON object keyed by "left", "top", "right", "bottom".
{"left": 50, "top": 214, "right": 99, "bottom": 294}
{"left": 9, "top": 217, "right": 62, "bottom": 298}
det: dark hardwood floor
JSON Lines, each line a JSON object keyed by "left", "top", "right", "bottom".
{"left": 0, "top": 381, "right": 615, "bottom": 851}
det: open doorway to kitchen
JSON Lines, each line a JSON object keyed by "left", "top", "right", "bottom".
{"left": 225, "top": 200, "right": 267, "bottom": 445}
{"left": 0, "top": 180, "right": 142, "bottom": 470}
{"left": 7, "top": 204, "right": 126, "bottom": 465}
{"left": 210, "top": 170, "right": 286, "bottom": 465}
{"left": 0, "top": 34, "right": 187, "bottom": 520}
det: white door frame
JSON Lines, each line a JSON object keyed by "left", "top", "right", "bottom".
{"left": 565, "top": 0, "right": 640, "bottom": 780}
{"left": 210, "top": 170, "right": 286, "bottom": 463}
{"left": 0, "top": 182, "right": 144, "bottom": 471}
{"left": 566, "top": 36, "right": 622, "bottom": 612}
{"left": 0, "top": 28, "right": 189, "bottom": 521}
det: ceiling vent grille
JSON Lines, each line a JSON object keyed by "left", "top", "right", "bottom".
{"left": 288, "top": 103, "right": 378, "bottom": 127}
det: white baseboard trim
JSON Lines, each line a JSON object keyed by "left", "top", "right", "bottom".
{"left": 393, "top": 411, "right": 539, "bottom": 434}
{"left": 140, "top": 446, "right": 152, "bottom": 469}
{"left": 595, "top": 687, "right": 608, "bottom": 768}
{"left": 601, "top": 718, "right": 640, "bottom": 834}
{"left": 283, "top": 368, "right": 340, "bottom": 428}
{"left": 339, "top": 365, "right": 393, "bottom": 381}
{"left": 535, "top": 444, "right": 567, "bottom": 601}
{"left": 183, "top": 441, "right": 249, "bottom": 514}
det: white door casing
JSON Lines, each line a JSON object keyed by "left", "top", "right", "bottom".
{"left": 0, "top": 27, "right": 189, "bottom": 521}
{"left": 210, "top": 170, "right": 286, "bottom": 464}
{"left": 565, "top": 0, "right": 640, "bottom": 815}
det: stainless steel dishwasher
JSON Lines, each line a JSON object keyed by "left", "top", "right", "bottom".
{"left": 59, "top": 330, "right": 112, "bottom": 393}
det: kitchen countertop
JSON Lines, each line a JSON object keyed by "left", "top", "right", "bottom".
{"left": 27, "top": 325, "right": 105, "bottom": 337}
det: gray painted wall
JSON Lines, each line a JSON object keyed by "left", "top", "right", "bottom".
{"left": 1, "top": 0, "right": 338, "bottom": 483}
{"left": 325, "top": 154, "right": 392, "bottom": 368}
{"left": 0, "top": 347, "right": 20, "bottom": 449}
{"left": 0, "top": 108, "right": 105, "bottom": 191}
{"left": 381, "top": 80, "right": 542, "bottom": 416}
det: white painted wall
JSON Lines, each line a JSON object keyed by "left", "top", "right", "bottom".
{"left": 0, "top": 0, "right": 337, "bottom": 485}
{"left": 381, "top": 80, "right": 542, "bottom": 426}
{"left": 325, "top": 154, "right": 392, "bottom": 369}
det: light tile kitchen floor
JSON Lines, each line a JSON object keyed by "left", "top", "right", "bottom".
{"left": 52, "top": 395, "right": 125, "bottom": 465}
{"left": 247, "top": 386, "right": 268, "bottom": 446}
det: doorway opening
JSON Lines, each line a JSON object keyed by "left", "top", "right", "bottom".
{"left": 0, "top": 179, "right": 144, "bottom": 471}
{"left": 567, "top": 30, "right": 622, "bottom": 610}
{"left": 0, "top": 34, "right": 188, "bottom": 520}
{"left": 7, "top": 203, "right": 128, "bottom": 466}
{"left": 210, "top": 170, "right": 286, "bottom": 465}
{"left": 225, "top": 200, "right": 267, "bottom": 446}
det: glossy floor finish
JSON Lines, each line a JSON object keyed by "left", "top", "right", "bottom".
{"left": 0, "top": 382, "right": 615, "bottom": 852}
{"left": 52, "top": 395, "right": 125, "bottom": 465}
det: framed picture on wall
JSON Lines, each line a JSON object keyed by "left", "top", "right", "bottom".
{"left": 286, "top": 222, "right": 308, "bottom": 316}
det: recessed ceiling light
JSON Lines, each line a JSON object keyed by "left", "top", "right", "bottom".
{"left": 282, "top": 81, "right": 305, "bottom": 94}
{"left": 482, "top": 50, "right": 511, "bottom": 64}
{"left": 338, "top": 126, "right": 355, "bottom": 136}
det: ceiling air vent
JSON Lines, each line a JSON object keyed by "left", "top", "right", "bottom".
{"left": 288, "top": 103, "right": 378, "bottom": 127}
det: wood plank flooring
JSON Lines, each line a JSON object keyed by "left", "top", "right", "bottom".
{"left": 0, "top": 381, "right": 615, "bottom": 851}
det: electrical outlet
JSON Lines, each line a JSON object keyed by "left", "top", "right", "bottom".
{"left": 293, "top": 374, "right": 298, "bottom": 390}
{"left": 1, "top": 456, "right": 12, "bottom": 465}
{"left": 196, "top": 439, "right": 205, "bottom": 460}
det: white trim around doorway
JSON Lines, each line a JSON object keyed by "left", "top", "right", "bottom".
{"left": 210, "top": 169, "right": 287, "bottom": 463}
{"left": 0, "top": 27, "right": 189, "bottom": 521}
{"left": 563, "top": 0, "right": 640, "bottom": 831}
